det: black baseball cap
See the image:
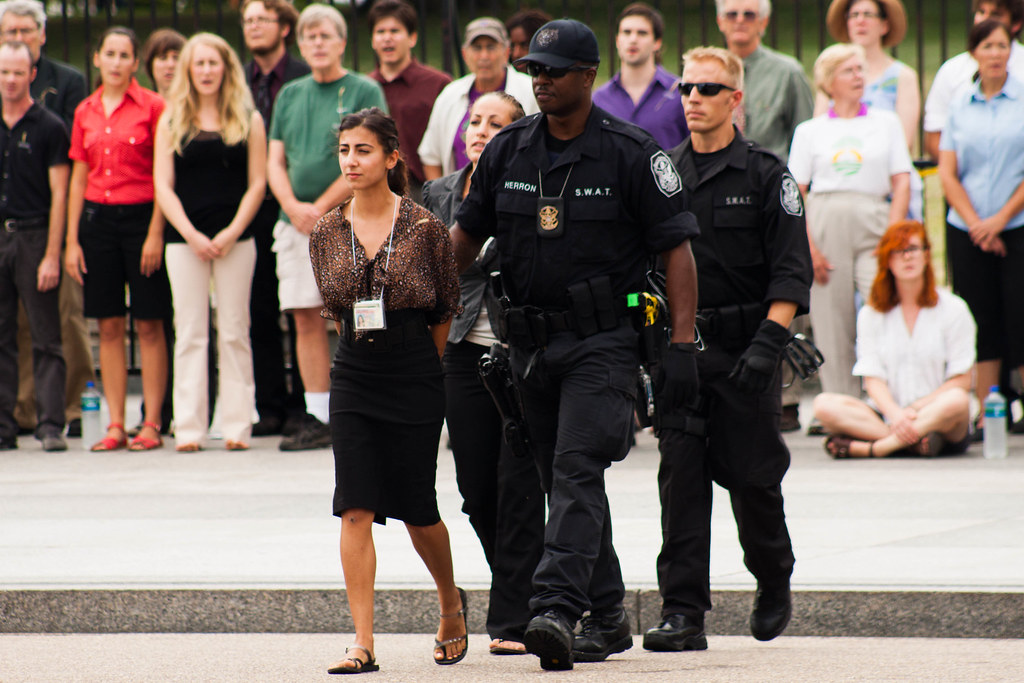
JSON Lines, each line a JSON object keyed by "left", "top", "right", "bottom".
{"left": 513, "top": 19, "right": 600, "bottom": 69}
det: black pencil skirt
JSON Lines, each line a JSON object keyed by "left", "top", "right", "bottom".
{"left": 329, "top": 314, "right": 445, "bottom": 526}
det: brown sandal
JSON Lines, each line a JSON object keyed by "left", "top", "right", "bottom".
{"left": 824, "top": 434, "right": 853, "bottom": 459}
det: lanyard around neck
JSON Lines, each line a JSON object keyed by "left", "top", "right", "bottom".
{"left": 349, "top": 193, "right": 400, "bottom": 299}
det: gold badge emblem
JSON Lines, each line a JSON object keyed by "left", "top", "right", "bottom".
{"left": 539, "top": 205, "right": 559, "bottom": 231}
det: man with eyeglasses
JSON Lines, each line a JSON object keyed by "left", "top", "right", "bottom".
{"left": 241, "top": 0, "right": 311, "bottom": 440}
{"left": 451, "top": 19, "right": 699, "bottom": 670}
{"left": 267, "top": 3, "right": 386, "bottom": 451}
{"left": 593, "top": 2, "right": 688, "bottom": 150}
{"left": 1, "top": 0, "right": 92, "bottom": 443}
{"left": 418, "top": 17, "right": 537, "bottom": 181}
{"left": 643, "top": 46, "right": 811, "bottom": 653}
{"left": 718, "top": 0, "right": 813, "bottom": 433}
{"left": 717, "top": 0, "right": 812, "bottom": 163}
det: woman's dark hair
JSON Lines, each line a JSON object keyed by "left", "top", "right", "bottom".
{"left": 142, "top": 28, "right": 186, "bottom": 85}
{"left": 968, "top": 17, "right": 1012, "bottom": 53}
{"left": 96, "top": 26, "right": 139, "bottom": 58}
{"left": 338, "top": 108, "right": 408, "bottom": 196}
{"left": 505, "top": 8, "right": 552, "bottom": 40}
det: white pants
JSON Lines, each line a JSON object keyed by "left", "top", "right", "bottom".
{"left": 807, "top": 192, "right": 889, "bottom": 398}
{"left": 165, "top": 239, "right": 257, "bottom": 445}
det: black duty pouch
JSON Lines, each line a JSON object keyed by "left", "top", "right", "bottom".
{"left": 536, "top": 196, "right": 565, "bottom": 238}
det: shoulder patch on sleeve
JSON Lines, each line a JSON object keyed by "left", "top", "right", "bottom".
{"left": 780, "top": 174, "right": 804, "bottom": 217}
{"left": 651, "top": 151, "right": 682, "bottom": 197}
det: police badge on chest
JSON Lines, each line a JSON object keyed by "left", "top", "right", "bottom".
{"left": 537, "top": 196, "right": 564, "bottom": 238}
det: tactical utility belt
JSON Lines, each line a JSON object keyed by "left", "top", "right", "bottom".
{"left": 696, "top": 303, "right": 768, "bottom": 351}
{"left": 497, "top": 276, "right": 644, "bottom": 348}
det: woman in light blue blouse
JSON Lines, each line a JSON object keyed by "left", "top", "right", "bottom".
{"left": 938, "top": 18, "right": 1024, "bottom": 431}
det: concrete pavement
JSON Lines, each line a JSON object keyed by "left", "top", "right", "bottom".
{"left": 2, "top": 395, "right": 1024, "bottom": 638}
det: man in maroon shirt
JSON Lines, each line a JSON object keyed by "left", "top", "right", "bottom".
{"left": 242, "top": 0, "right": 310, "bottom": 438}
{"left": 366, "top": 0, "right": 450, "bottom": 203}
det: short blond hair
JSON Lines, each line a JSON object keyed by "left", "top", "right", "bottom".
{"left": 682, "top": 46, "right": 744, "bottom": 91}
{"left": 298, "top": 3, "right": 347, "bottom": 42}
{"left": 813, "top": 42, "right": 865, "bottom": 97}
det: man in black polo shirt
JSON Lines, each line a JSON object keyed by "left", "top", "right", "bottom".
{"left": 241, "top": 0, "right": 310, "bottom": 437}
{"left": 0, "top": 40, "right": 70, "bottom": 451}
{"left": 1, "top": 0, "right": 91, "bottom": 440}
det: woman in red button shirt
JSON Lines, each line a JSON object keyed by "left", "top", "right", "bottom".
{"left": 65, "top": 27, "right": 170, "bottom": 452}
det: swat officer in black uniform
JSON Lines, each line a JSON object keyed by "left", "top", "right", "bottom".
{"left": 451, "top": 19, "right": 700, "bottom": 671}
{"left": 642, "top": 47, "right": 812, "bottom": 653}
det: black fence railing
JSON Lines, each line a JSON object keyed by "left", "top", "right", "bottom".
{"left": 49, "top": 0, "right": 975, "bottom": 88}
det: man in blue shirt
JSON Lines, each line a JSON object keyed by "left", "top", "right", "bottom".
{"left": 593, "top": 2, "right": 688, "bottom": 150}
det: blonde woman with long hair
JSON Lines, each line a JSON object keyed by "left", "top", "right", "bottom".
{"left": 154, "top": 33, "right": 266, "bottom": 451}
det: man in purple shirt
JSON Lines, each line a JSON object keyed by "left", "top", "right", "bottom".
{"left": 367, "top": 0, "right": 451, "bottom": 202}
{"left": 593, "top": 2, "right": 688, "bottom": 150}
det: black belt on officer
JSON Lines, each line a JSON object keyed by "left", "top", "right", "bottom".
{"left": 696, "top": 302, "right": 767, "bottom": 351}
{"left": 2, "top": 216, "right": 48, "bottom": 232}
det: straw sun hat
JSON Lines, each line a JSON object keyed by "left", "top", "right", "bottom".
{"left": 826, "top": 0, "right": 907, "bottom": 47}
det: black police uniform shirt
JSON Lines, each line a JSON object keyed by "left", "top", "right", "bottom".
{"left": 455, "top": 105, "right": 699, "bottom": 309}
{"left": 0, "top": 101, "right": 70, "bottom": 220}
{"left": 668, "top": 129, "right": 812, "bottom": 314}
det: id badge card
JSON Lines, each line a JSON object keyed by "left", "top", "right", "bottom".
{"left": 353, "top": 299, "right": 386, "bottom": 330}
{"left": 536, "top": 196, "right": 565, "bottom": 238}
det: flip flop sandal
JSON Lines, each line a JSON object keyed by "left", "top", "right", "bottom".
{"left": 434, "top": 587, "right": 468, "bottom": 665}
{"left": 327, "top": 645, "right": 379, "bottom": 675}
{"left": 489, "top": 638, "right": 527, "bottom": 655}
{"left": 914, "top": 431, "right": 946, "bottom": 457}
{"left": 91, "top": 423, "right": 127, "bottom": 452}
{"left": 824, "top": 434, "right": 853, "bottom": 459}
{"left": 128, "top": 421, "right": 163, "bottom": 451}
{"left": 225, "top": 440, "right": 249, "bottom": 451}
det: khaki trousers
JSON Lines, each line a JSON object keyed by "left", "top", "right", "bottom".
{"left": 165, "top": 239, "right": 257, "bottom": 445}
{"left": 807, "top": 192, "right": 889, "bottom": 398}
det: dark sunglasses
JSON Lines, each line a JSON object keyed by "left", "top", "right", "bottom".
{"left": 677, "top": 81, "right": 736, "bottom": 96}
{"left": 723, "top": 10, "right": 759, "bottom": 21}
{"left": 524, "top": 63, "right": 592, "bottom": 79}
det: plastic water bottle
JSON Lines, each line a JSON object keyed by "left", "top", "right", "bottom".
{"left": 983, "top": 386, "right": 1007, "bottom": 460}
{"left": 81, "top": 382, "right": 102, "bottom": 450}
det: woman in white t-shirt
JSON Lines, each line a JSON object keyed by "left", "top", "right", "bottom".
{"left": 789, "top": 42, "right": 912, "bottom": 399}
{"left": 814, "top": 221, "right": 975, "bottom": 458}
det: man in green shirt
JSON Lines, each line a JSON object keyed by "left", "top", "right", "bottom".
{"left": 267, "top": 2, "right": 387, "bottom": 451}
{"left": 716, "top": 0, "right": 813, "bottom": 163}
{"left": 717, "top": 0, "right": 814, "bottom": 432}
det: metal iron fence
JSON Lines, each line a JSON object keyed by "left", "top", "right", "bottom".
{"left": 48, "top": 0, "right": 975, "bottom": 89}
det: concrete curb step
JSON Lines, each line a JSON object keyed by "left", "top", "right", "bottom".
{"left": 4, "top": 589, "right": 1022, "bottom": 638}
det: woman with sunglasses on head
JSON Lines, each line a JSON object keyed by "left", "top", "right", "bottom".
{"left": 153, "top": 33, "right": 266, "bottom": 452}
{"left": 422, "top": 91, "right": 544, "bottom": 657}
{"left": 814, "top": 221, "right": 975, "bottom": 458}
{"left": 788, "top": 43, "right": 912, "bottom": 402}
{"left": 938, "top": 18, "right": 1024, "bottom": 439}
{"left": 308, "top": 108, "right": 464, "bottom": 674}
{"left": 65, "top": 26, "right": 170, "bottom": 452}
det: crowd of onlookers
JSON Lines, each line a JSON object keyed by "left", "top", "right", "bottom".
{"left": 1, "top": 0, "right": 1021, "bottom": 459}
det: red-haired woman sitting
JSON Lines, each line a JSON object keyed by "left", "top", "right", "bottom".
{"left": 814, "top": 221, "right": 975, "bottom": 457}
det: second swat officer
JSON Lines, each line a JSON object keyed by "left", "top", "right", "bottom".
{"left": 451, "top": 20, "right": 700, "bottom": 671}
{"left": 643, "top": 47, "right": 812, "bottom": 652}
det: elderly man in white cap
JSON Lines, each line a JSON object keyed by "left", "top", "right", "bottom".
{"left": 418, "top": 16, "right": 538, "bottom": 180}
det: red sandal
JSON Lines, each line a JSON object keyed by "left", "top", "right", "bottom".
{"left": 129, "top": 421, "right": 164, "bottom": 451}
{"left": 91, "top": 423, "right": 127, "bottom": 452}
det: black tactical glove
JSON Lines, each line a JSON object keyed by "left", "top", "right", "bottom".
{"left": 729, "top": 319, "right": 791, "bottom": 394}
{"left": 657, "top": 342, "right": 700, "bottom": 412}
